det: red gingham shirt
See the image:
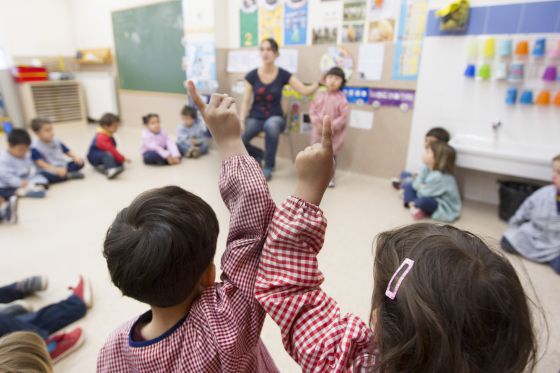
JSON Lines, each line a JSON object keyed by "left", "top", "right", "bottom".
{"left": 97, "top": 156, "right": 279, "bottom": 373}
{"left": 255, "top": 197, "right": 380, "bottom": 373}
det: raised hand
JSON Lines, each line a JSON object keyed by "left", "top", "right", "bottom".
{"left": 293, "top": 116, "right": 335, "bottom": 205}
{"left": 187, "top": 81, "right": 247, "bottom": 158}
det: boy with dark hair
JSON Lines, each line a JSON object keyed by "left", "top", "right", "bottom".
{"left": 87, "top": 113, "right": 129, "bottom": 180}
{"left": 0, "top": 129, "right": 48, "bottom": 200}
{"left": 30, "top": 117, "right": 85, "bottom": 183}
{"left": 176, "top": 105, "right": 209, "bottom": 158}
{"left": 97, "top": 83, "right": 279, "bottom": 372}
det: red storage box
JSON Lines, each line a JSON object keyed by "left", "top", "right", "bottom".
{"left": 12, "top": 66, "right": 48, "bottom": 83}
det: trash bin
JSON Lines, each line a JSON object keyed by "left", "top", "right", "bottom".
{"left": 498, "top": 180, "right": 542, "bottom": 222}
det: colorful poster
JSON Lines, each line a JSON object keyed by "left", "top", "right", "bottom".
{"left": 259, "top": 0, "right": 284, "bottom": 45}
{"left": 284, "top": 0, "right": 308, "bottom": 46}
{"left": 392, "top": 0, "right": 429, "bottom": 80}
{"left": 240, "top": 0, "right": 259, "bottom": 47}
{"left": 367, "top": 0, "right": 399, "bottom": 42}
{"left": 182, "top": 0, "right": 218, "bottom": 93}
{"left": 309, "top": 0, "right": 342, "bottom": 45}
{"left": 368, "top": 87, "right": 415, "bottom": 110}
{"left": 342, "top": 86, "right": 369, "bottom": 104}
{"left": 320, "top": 47, "right": 354, "bottom": 80}
{"left": 342, "top": 0, "right": 366, "bottom": 43}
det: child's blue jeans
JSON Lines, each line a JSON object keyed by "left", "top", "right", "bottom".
{"left": 403, "top": 182, "right": 438, "bottom": 215}
{"left": 40, "top": 161, "right": 84, "bottom": 184}
{"left": 0, "top": 295, "right": 86, "bottom": 339}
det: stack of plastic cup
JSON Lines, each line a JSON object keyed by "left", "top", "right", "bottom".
{"left": 464, "top": 64, "right": 476, "bottom": 78}
{"left": 483, "top": 37, "right": 496, "bottom": 59}
{"left": 532, "top": 38, "right": 546, "bottom": 58}
{"left": 505, "top": 87, "right": 518, "bottom": 105}
{"left": 542, "top": 66, "right": 558, "bottom": 82}
{"left": 499, "top": 39, "right": 513, "bottom": 57}
{"left": 515, "top": 40, "right": 529, "bottom": 56}
{"left": 478, "top": 64, "right": 491, "bottom": 80}
{"left": 519, "top": 90, "right": 534, "bottom": 105}
{"left": 508, "top": 62, "right": 524, "bottom": 82}
{"left": 535, "top": 90, "right": 551, "bottom": 105}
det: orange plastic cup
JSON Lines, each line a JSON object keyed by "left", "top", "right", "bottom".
{"left": 515, "top": 40, "right": 529, "bottom": 56}
{"left": 535, "top": 90, "right": 551, "bottom": 106}
{"left": 553, "top": 91, "right": 560, "bottom": 107}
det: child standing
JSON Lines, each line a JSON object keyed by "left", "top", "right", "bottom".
{"left": 140, "top": 113, "right": 181, "bottom": 165}
{"left": 176, "top": 105, "right": 209, "bottom": 158}
{"left": 97, "top": 83, "right": 279, "bottom": 372}
{"left": 310, "top": 66, "right": 348, "bottom": 188}
{"left": 403, "top": 141, "right": 461, "bottom": 221}
{"left": 30, "top": 118, "right": 84, "bottom": 183}
{"left": 0, "top": 129, "right": 48, "bottom": 199}
{"left": 87, "top": 113, "right": 128, "bottom": 179}
{"left": 501, "top": 154, "right": 560, "bottom": 274}
{"left": 392, "top": 127, "right": 451, "bottom": 190}
{"left": 256, "top": 117, "right": 537, "bottom": 372}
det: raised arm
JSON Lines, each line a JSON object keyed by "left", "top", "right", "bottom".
{"left": 289, "top": 75, "right": 319, "bottom": 97}
{"left": 188, "top": 81, "right": 274, "bottom": 295}
{"left": 255, "top": 117, "right": 377, "bottom": 371}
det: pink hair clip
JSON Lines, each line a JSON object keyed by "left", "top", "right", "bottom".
{"left": 385, "top": 258, "right": 414, "bottom": 300}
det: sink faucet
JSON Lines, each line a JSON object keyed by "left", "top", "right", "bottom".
{"left": 492, "top": 120, "right": 502, "bottom": 142}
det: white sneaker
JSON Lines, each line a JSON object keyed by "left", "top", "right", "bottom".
{"left": 8, "top": 196, "right": 18, "bottom": 223}
{"left": 106, "top": 166, "right": 124, "bottom": 180}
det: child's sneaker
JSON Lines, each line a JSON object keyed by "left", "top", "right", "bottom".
{"left": 410, "top": 207, "right": 427, "bottom": 220}
{"left": 8, "top": 196, "right": 18, "bottom": 223}
{"left": 328, "top": 177, "right": 336, "bottom": 188}
{"left": 391, "top": 177, "right": 401, "bottom": 190}
{"left": 68, "top": 171, "right": 85, "bottom": 180}
{"left": 69, "top": 275, "right": 92, "bottom": 308}
{"left": 17, "top": 185, "right": 46, "bottom": 198}
{"left": 0, "top": 300, "right": 33, "bottom": 316}
{"left": 16, "top": 275, "right": 48, "bottom": 295}
{"left": 190, "top": 147, "right": 201, "bottom": 159}
{"left": 263, "top": 167, "right": 273, "bottom": 181}
{"left": 94, "top": 165, "right": 106, "bottom": 174}
{"left": 106, "top": 166, "right": 124, "bottom": 180}
{"left": 47, "top": 327, "right": 85, "bottom": 363}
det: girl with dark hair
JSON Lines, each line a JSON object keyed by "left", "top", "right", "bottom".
{"left": 140, "top": 113, "right": 181, "bottom": 166}
{"left": 240, "top": 38, "right": 320, "bottom": 181}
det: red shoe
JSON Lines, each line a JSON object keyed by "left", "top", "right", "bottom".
{"left": 411, "top": 207, "right": 427, "bottom": 220}
{"left": 47, "top": 327, "right": 85, "bottom": 363}
{"left": 69, "top": 276, "right": 93, "bottom": 308}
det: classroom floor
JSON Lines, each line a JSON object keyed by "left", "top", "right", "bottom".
{"left": 0, "top": 123, "right": 558, "bottom": 372}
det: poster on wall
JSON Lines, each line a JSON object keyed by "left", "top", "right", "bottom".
{"left": 182, "top": 0, "right": 218, "bottom": 93}
{"left": 342, "top": 0, "right": 367, "bottom": 43}
{"left": 392, "top": 0, "right": 429, "bottom": 80}
{"left": 309, "top": 0, "right": 342, "bottom": 45}
{"left": 284, "top": 0, "right": 308, "bottom": 46}
{"left": 240, "top": 0, "right": 259, "bottom": 47}
{"left": 367, "top": 0, "right": 399, "bottom": 42}
{"left": 259, "top": 0, "right": 284, "bottom": 45}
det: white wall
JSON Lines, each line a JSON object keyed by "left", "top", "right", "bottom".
{"left": 407, "top": 1, "right": 560, "bottom": 204}
{"left": 0, "top": 0, "right": 75, "bottom": 56}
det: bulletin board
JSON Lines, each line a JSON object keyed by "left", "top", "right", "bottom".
{"left": 222, "top": 42, "right": 417, "bottom": 178}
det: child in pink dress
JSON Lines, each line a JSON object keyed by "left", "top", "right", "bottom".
{"left": 310, "top": 67, "right": 349, "bottom": 187}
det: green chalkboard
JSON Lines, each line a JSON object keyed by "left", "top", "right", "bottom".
{"left": 112, "top": 1, "right": 185, "bottom": 94}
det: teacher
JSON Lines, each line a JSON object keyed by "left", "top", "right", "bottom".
{"left": 240, "top": 38, "right": 320, "bottom": 181}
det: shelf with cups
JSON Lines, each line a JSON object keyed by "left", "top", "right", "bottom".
{"left": 463, "top": 36, "right": 560, "bottom": 108}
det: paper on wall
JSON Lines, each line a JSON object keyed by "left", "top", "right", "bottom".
{"left": 227, "top": 49, "right": 298, "bottom": 73}
{"left": 349, "top": 109, "right": 374, "bottom": 130}
{"left": 357, "top": 43, "right": 384, "bottom": 81}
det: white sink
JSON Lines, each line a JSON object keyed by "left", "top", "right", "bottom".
{"left": 449, "top": 134, "right": 557, "bottom": 181}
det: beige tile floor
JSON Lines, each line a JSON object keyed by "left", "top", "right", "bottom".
{"left": 0, "top": 123, "right": 558, "bottom": 372}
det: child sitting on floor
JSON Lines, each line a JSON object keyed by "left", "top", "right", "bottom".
{"left": 310, "top": 66, "right": 348, "bottom": 188}
{"left": 140, "top": 113, "right": 181, "bottom": 165}
{"left": 176, "top": 105, "right": 209, "bottom": 159}
{"left": 403, "top": 140, "right": 461, "bottom": 221}
{"left": 256, "top": 117, "right": 537, "bottom": 372}
{"left": 97, "top": 82, "right": 279, "bottom": 372}
{"left": 87, "top": 113, "right": 128, "bottom": 179}
{"left": 0, "top": 129, "right": 48, "bottom": 199}
{"left": 392, "top": 126, "right": 451, "bottom": 190}
{"left": 0, "top": 275, "right": 91, "bottom": 363}
{"left": 30, "top": 118, "right": 84, "bottom": 183}
{"left": 501, "top": 154, "right": 560, "bottom": 274}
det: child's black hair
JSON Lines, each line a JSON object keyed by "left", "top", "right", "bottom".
{"left": 99, "top": 113, "right": 120, "bottom": 128}
{"left": 261, "top": 38, "right": 279, "bottom": 54}
{"left": 325, "top": 67, "right": 346, "bottom": 89}
{"left": 8, "top": 129, "right": 31, "bottom": 147}
{"left": 142, "top": 113, "right": 159, "bottom": 125}
{"left": 30, "top": 118, "right": 52, "bottom": 133}
{"left": 103, "top": 186, "right": 219, "bottom": 308}
{"left": 425, "top": 127, "right": 451, "bottom": 143}
{"left": 181, "top": 105, "right": 198, "bottom": 120}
